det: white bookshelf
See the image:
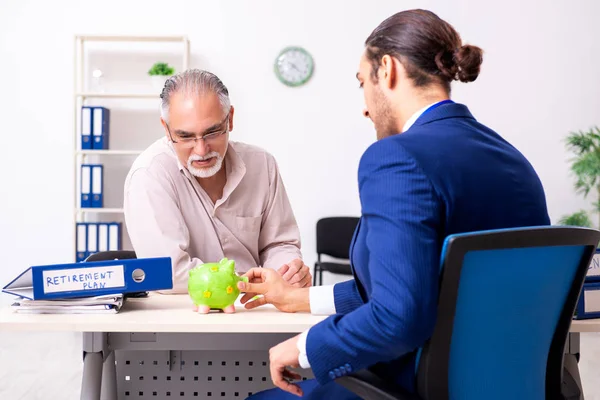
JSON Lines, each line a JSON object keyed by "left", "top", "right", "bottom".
{"left": 76, "top": 150, "right": 144, "bottom": 156}
{"left": 73, "top": 34, "right": 190, "bottom": 259}
{"left": 76, "top": 35, "right": 188, "bottom": 43}
{"left": 77, "top": 208, "right": 125, "bottom": 214}
{"left": 76, "top": 93, "right": 161, "bottom": 99}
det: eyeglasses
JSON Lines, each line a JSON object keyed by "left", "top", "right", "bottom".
{"left": 166, "top": 112, "right": 230, "bottom": 149}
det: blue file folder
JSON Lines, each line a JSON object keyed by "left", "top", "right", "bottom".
{"left": 76, "top": 222, "right": 119, "bottom": 262}
{"left": 87, "top": 222, "right": 98, "bottom": 259}
{"left": 81, "top": 165, "right": 92, "bottom": 208}
{"left": 92, "top": 106, "right": 110, "bottom": 149}
{"left": 2, "top": 257, "right": 173, "bottom": 300}
{"left": 575, "top": 281, "right": 600, "bottom": 320}
{"left": 81, "top": 106, "right": 92, "bottom": 150}
{"left": 98, "top": 223, "right": 109, "bottom": 252}
{"left": 108, "top": 222, "right": 121, "bottom": 250}
{"left": 586, "top": 249, "right": 600, "bottom": 283}
{"left": 91, "top": 164, "right": 104, "bottom": 208}
{"left": 76, "top": 223, "right": 88, "bottom": 262}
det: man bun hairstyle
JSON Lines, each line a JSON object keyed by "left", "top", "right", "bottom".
{"left": 365, "top": 9, "right": 483, "bottom": 91}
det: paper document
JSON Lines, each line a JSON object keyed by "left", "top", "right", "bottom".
{"left": 10, "top": 294, "right": 124, "bottom": 314}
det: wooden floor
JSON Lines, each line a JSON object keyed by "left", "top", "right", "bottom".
{"left": 0, "top": 331, "right": 599, "bottom": 399}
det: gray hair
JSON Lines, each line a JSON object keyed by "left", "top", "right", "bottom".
{"left": 159, "top": 69, "right": 231, "bottom": 123}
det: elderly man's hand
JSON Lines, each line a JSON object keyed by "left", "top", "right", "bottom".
{"left": 277, "top": 258, "right": 312, "bottom": 288}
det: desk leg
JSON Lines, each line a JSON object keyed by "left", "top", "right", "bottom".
{"left": 567, "top": 332, "right": 581, "bottom": 362}
{"left": 564, "top": 333, "right": 584, "bottom": 400}
{"left": 82, "top": 332, "right": 109, "bottom": 400}
{"left": 101, "top": 351, "right": 118, "bottom": 400}
{"left": 81, "top": 352, "right": 103, "bottom": 400}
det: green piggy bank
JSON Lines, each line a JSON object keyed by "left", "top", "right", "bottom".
{"left": 188, "top": 258, "right": 248, "bottom": 314}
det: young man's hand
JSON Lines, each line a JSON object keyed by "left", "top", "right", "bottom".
{"left": 268, "top": 334, "right": 304, "bottom": 396}
{"left": 238, "top": 268, "right": 310, "bottom": 313}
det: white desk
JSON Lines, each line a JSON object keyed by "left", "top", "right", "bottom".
{"left": 0, "top": 294, "right": 326, "bottom": 400}
{"left": 0, "top": 293, "right": 326, "bottom": 333}
{"left": 1, "top": 294, "right": 598, "bottom": 400}
{"left": 568, "top": 318, "right": 600, "bottom": 333}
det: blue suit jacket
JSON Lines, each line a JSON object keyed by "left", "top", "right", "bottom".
{"left": 305, "top": 102, "right": 551, "bottom": 392}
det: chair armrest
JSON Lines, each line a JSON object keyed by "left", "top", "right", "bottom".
{"left": 335, "top": 370, "right": 421, "bottom": 400}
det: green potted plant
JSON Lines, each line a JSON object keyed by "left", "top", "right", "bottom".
{"left": 559, "top": 126, "right": 600, "bottom": 229}
{"left": 148, "top": 62, "right": 175, "bottom": 92}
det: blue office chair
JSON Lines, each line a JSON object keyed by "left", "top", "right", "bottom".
{"left": 336, "top": 226, "right": 600, "bottom": 400}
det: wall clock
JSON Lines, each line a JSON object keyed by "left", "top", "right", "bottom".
{"left": 274, "top": 46, "right": 314, "bottom": 87}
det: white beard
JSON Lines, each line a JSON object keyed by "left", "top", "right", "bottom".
{"left": 187, "top": 151, "right": 224, "bottom": 178}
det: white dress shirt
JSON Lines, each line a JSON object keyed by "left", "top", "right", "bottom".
{"left": 296, "top": 101, "right": 441, "bottom": 369}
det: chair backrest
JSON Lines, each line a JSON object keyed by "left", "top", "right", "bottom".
{"left": 316, "top": 217, "right": 360, "bottom": 259}
{"left": 416, "top": 226, "right": 600, "bottom": 400}
{"left": 85, "top": 250, "right": 137, "bottom": 262}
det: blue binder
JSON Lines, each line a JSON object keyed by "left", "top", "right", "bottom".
{"left": 91, "top": 164, "right": 104, "bottom": 208}
{"left": 108, "top": 222, "right": 121, "bottom": 250}
{"left": 586, "top": 249, "right": 600, "bottom": 283}
{"left": 92, "top": 106, "right": 110, "bottom": 149}
{"left": 81, "top": 106, "right": 92, "bottom": 150}
{"left": 2, "top": 257, "right": 173, "bottom": 300}
{"left": 575, "top": 281, "right": 600, "bottom": 320}
{"left": 81, "top": 164, "right": 92, "bottom": 208}
{"left": 87, "top": 222, "right": 99, "bottom": 258}
{"left": 76, "top": 222, "right": 88, "bottom": 262}
{"left": 98, "top": 223, "right": 109, "bottom": 252}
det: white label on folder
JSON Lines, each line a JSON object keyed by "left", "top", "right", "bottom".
{"left": 584, "top": 287, "right": 600, "bottom": 313}
{"left": 92, "top": 166, "right": 102, "bottom": 194}
{"left": 82, "top": 107, "right": 91, "bottom": 135}
{"left": 87, "top": 223, "right": 98, "bottom": 252}
{"left": 42, "top": 265, "right": 125, "bottom": 294}
{"left": 588, "top": 253, "right": 600, "bottom": 277}
{"left": 81, "top": 166, "right": 91, "bottom": 195}
{"left": 93, "top": 108, "right": 103, "bottom": 136}
{"left": 109, "top": 224, "right": 119, "bottom": 251}
{"left": 98, "top": 224, "right": 108, "bottom": 252}
{"left": 77, "top": 224, "right": 87, "bottom": 251}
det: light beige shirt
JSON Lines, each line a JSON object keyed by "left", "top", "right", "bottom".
{"left": 123, "top": 138, "right": 302, "bottom": 293}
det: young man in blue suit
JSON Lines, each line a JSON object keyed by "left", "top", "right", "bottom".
{"left": 242, "top": 9, "right": 551, "bottom": 399}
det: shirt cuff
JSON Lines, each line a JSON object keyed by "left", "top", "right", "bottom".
{"left": 297, "top": 329, "right": 311, "bottom": 369}
{"left": 309, "top": 284, "right": 336, "bottom": 315}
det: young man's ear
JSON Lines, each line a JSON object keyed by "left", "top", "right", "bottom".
{"left": 380, "top": 54, "right": 398, "bottom": 90}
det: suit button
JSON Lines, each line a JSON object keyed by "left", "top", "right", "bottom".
{"left": 328, "top": 371, "right": 335, "bottom": 380}
{"left": 345, "top": 363, "right": 352, "bottom": 372}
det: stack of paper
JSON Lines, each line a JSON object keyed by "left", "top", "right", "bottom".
{"left": 10, "top": 294, "right": 124, "bottom": 314}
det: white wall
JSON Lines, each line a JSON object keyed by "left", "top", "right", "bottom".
{"left": 0, "top": 0, "right": 599, "bottom": 286}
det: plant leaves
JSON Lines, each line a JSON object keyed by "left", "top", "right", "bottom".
{"left": 566, "top": 126, "right": 600, "bottom": 197}
{"left": 558, "top": 211, "right": 593, "bottom": 227}
{"left": 148, "top": 62, "right": 175, "bottom": 76}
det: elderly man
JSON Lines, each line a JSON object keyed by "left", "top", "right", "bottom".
{"left": 123, "top": 69, "right": 311, "bottom": 299}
